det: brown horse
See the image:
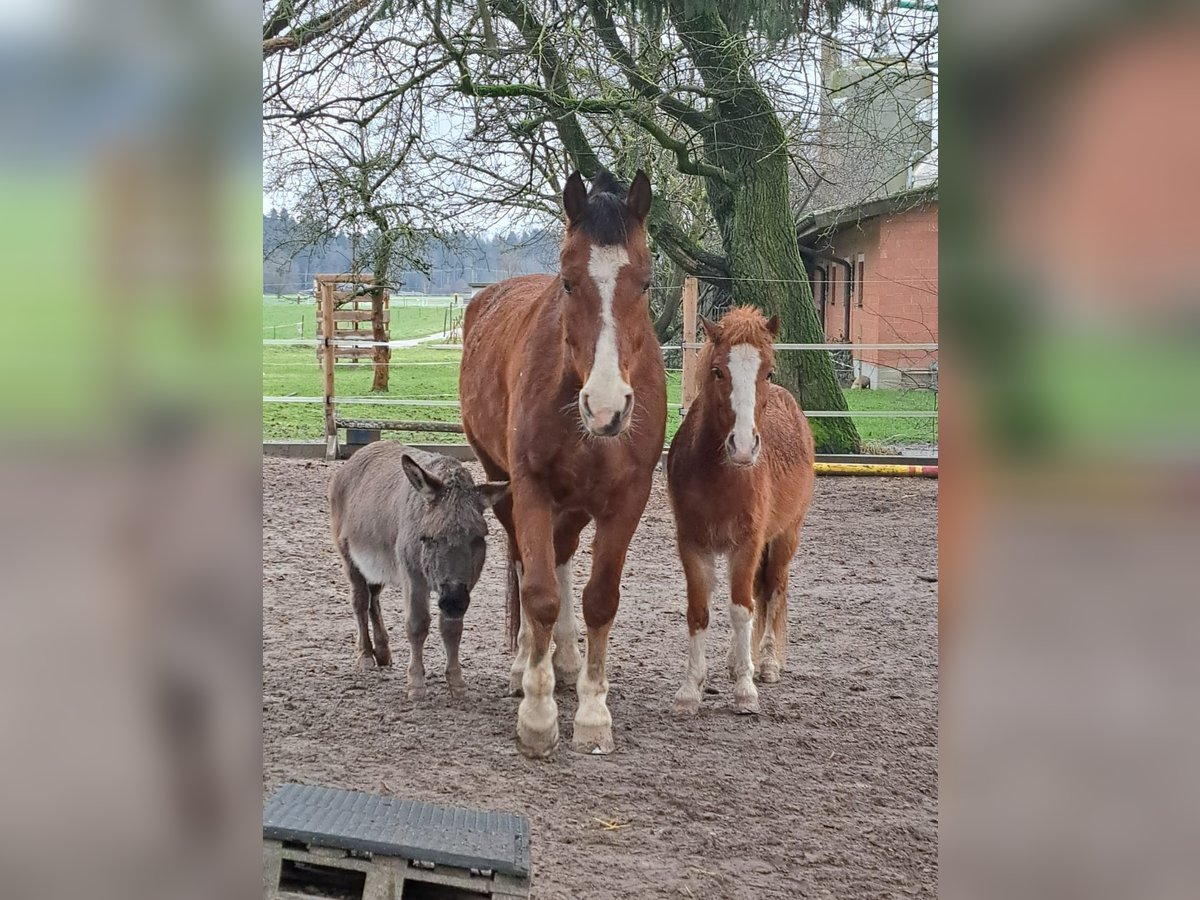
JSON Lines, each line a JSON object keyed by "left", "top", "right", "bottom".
{"left": 459, "top": 170, "right": 666, "bottom": 757}
{"left": 666, "top": 307, "right": 815, "bottom": 715}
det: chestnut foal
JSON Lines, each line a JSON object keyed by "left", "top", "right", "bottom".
{"left": 667, "top": 307, "right": 815, "bottom": 715}
{"left": 459, "top": 170, "right": 666, "bottom": 757}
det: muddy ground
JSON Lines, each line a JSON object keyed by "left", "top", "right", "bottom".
{"left": 263, "top": 456, "right": 938, "bottom": 899}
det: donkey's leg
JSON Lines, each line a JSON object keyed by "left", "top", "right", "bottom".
{"left": 727, "top": 542, "right": 763, "bottom": 714}
{"left": 758, "top": 528, "right": 800, "bottom": 683}
{"left": 404, "top": 569, "right": 432, "bottom": 700}
{"left": 440, "top": 613, "right": 467, "bottom": 698}
{"left": 551, "top": 511, "right": 590, "bottom": 685}
{"left": 513, "top": 486, "right": 560, "bottom": 758}
{"left": 574, "top": 492, "right": 647, "bottom": 754}
{"left": 367, "top": 584, "right": 391, "bottom": 667}
{"left": 340, "top": 546, "right": 376, "bottom": 669}
{"left": 672, "top": 544, "right": 715, "bottom": 716}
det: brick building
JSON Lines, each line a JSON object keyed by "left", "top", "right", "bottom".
{"left": 798, "top": 185, "right": 938, "bottom": 389}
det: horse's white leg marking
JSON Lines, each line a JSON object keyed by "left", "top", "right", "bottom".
{"left": 729, "top": 603, "right": 759, "bottom": 713}
{"left": 517, "top": 645, "right": 558, "bottom": 758}
{"left": 673, "top": 551, "right": 714, "bottom": 716}
{"left": 573, "top": 622, "right": 614, "bottom": 754}
{"left": 727, "top": 344, "right": 762, "bottom": 462}
{"left": 579, "top": 245, "right": 632, "bottom": 429}
{"left": 673, "top": 629, "right": 709, "bottom": 714}
{"left": 552, "top": 563, "right": 582, "bottom": 683}
{"left": 508, "top": 562, "right": 529, "bottom": 695}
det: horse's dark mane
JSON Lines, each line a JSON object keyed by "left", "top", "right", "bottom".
{"left": 578, "top": 169, "right": 633, "bottom": 246}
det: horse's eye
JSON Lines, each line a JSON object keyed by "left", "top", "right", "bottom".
{"left": 643, "top": 282, "right": 651, "bottom": 293}
{"left": 766, "top": 370, "right": 775, "bottom": 381}
{"left": 711, "top": 367, "right": 723, "bottom": 380}
{"left": 562, "top": 280, "right": 572, "bottom": 294}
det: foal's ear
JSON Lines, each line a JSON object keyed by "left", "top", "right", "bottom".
{"left": 699, "top": 315, "right": 721, "bottom": 342}
{"left": 765, "top": 314, "right": 781, "bottom": 337}
{"left": 478, "top": 481, "right": 510, "bottom": 509}
{"left": 401, "top": 453, "right": 444, "bottom": 501}
{"left": 563, "top": 171, "right": 588, "bottom": 226}
{"left": 625, "top": 169, "right": 651, "bottom": 222}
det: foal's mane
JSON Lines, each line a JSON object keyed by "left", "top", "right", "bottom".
{"left": 699, "top": 306, "right": 777, "bottom": 368}
{"left": 575, "top": 170, "right": 635, "bottom": 247}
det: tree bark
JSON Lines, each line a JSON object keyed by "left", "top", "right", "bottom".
{"left": 369, "top": 224, "right": 392, "bottom": 392}
{"left": 669, "top": 1, "right": 859, "bottom": 453}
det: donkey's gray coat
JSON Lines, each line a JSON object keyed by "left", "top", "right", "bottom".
{"left": 329, "top": 442, "right": 507, "bottom": 699}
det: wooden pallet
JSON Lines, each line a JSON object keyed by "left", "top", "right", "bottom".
{"left": 263, "top": 784, "right": 531, "bottom": 900}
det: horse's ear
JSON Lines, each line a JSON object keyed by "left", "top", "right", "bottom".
{"left": 563, "top": 171, "right": 587, "bottom": 226}
{"left": 699, "top": 315, "right": 720, "bottom": 342}
{"left": 626, "top": 169, "right": 651, "bottom": 222}
{"left": 401, "top": 453, "right": 443, "bottom": 501}
{"left": 765, "top": 314, "right": 781, "bottom": 337}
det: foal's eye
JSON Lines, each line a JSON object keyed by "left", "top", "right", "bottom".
{"left": 562, "top": 280, "right": 572, "bottom": 294}
{"left": 643, "top": 281, "right": 651, "bottom": 294}
{"left": 711, "top": 367, "right": 723, "bottom": 380}
{"left": 767, "top": 370, "right": 775, "bottom": 381}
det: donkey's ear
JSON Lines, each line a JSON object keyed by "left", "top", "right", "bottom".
{"left": 699, "top": 315, "right": 721, "bottom": 342}
{"left": 478, "top": 481, "right": 510, "bottom": 509}
{"left": 765, "top": 314, "right": 781, "bottom": 337}
{"left": 563, "top": 171, "right": 588, "bottom": 226}
{"left": 626, "top": 169, "right": 651, "bottom": 221}
{"left": 401, "top": 453, "right": 443, "bottom": 501}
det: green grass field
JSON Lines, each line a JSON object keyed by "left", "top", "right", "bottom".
{"left": 262, "top": 299, "right": 937, "bottom": 448}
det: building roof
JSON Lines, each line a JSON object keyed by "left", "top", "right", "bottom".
{"left": 796, "top": 183, "right": 938, "bottom": 244}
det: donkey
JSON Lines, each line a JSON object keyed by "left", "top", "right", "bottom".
{"left": 459, "top": 170, "right": 666, "bottom": 757}
{"left": 667, "top": 307, "right": 815, "bottom": 715}
{"left": 329, "top": 442, "right": 508, "bottom": 700}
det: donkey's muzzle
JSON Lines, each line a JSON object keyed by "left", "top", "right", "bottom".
{"left": 438, "top": 582, "right": 470, "bottom": 619}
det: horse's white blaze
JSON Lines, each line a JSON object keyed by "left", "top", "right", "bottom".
{"left": 728, "top": 343, "right": 761, "bottom": 457}
{"left": 581, "top": 244, "right": 632, "bottom": 422}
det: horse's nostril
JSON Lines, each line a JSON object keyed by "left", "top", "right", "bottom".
{"left": 752, "top": 432, "right": 761, "bottom": 453}
{"left": 581, "top": 394, "right": 593, "bottom": 417}
{"left": 621, "top": 393, "right": 634, "bottom": 417}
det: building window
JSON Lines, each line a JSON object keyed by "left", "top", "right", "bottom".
{"left": 856, "top": 254, "right": 865, "bottom": 308}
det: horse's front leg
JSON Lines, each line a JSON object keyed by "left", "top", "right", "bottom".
{"left": 727, "top": 542, "right": 763, "bottom": 714}
{"left": 574, "top": 493, "right": 647, "bottom": 754}
{"left": 513, "top": 487, "right": 560, "bottom": 758}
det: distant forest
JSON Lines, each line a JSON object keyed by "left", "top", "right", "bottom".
{"left": 263, "top": 208, "right": 560, "bottom": 295}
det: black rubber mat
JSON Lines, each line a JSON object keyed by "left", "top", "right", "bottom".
{"left": 264, "top": 783, "right": 531, "bottom": 877}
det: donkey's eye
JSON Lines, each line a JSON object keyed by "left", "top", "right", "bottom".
{"left": 711, "top": 367, "right": 723, "bottom": 380}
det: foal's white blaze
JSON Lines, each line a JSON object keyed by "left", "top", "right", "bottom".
{"left": 580, "top": 244, "right": 632, "bottom": 432}
{"left": 727, "top": 343, "right": 762, "bottom": 462}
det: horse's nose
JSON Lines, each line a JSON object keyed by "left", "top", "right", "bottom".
{"left": 579, "top": 389, "right": 634, "bottom": 437}
{"left": 725, "top": 429, "right": 761, "bottom": 467}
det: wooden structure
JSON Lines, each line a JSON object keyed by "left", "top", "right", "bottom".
{"left": 264, "top": 783, "right": 531, "bottom": 900}
{"left": 315, "top": 274, "right": 390, "bottom": 378}
{"left": 679, "top": 276, "right": 701, "bottom": 415}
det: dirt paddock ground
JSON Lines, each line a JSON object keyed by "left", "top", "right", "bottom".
{"left": 263, "top": 456, "right": 938, "bottom": 899}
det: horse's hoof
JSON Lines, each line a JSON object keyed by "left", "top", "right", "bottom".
{"left": 448, "top": 682, "right": 468, "bottom": 700}
{"left": 734, "top": 684, "right": 760, "bottom": 714}
{"left": 552, "top": 648, "right": 582, "bottom": 686}
{"left": 517, "top": 724, "right": 559, "bottom": 759}
{"left": 407, "top": 685, "right": 427, "bottom": 701}
{"left": 553, "top": 663, "right": 581, "bottom": 686}
{"left": 758, "top": 663, "right": 780, "bottom": 684}
{"left": 672, "top": 695, "right": 701, "bottom": 717}
{"left": 374, "top": 647, "right": 392, "bottom": 667}
{"left": 571, "top": 723, "right": 615, "bottom": 755}
{"left": 508, "top": 672, "right": 524, "bottom": 697}
{"left": 355, "top": 653, "right": 376, "bottom": 671}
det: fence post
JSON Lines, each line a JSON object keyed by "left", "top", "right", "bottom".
{"left": 321, "top": 281, "right": 338, "bottom": 460}
{"left": 680, "top": 276, "right": 700, "bottom": 416}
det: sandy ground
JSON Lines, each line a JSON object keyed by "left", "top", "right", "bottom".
{"left": 264, "top": 456, "right": 938, "bottom": 899}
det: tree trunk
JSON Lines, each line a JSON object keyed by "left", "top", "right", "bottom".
{"left": 369, "top": 226, "right": 392, "bottom": 393}
{"left": 670, "top": 2, "right": 859, "bottom": 453}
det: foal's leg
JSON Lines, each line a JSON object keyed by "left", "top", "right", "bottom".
{"left": 513, "top": 487, "right": 560, "bottom": 757}
{"left": 727, "top": 542, "right": 763, "bottom": 714}
{"left": 340, "top": 547, "right": 375, "bottom": 669}
{"left": 672, "top": 543, "right": 715, "bottom": 716}
{"left": 440, "top": 613, "right": 467, "bottom": 698}
{"left": 486, "top": 487, "right": 529, "bottom": 696}
{"left": 551, "top": 511, "right": 590, "bottom": 685}
{"left": 757, "top": 528, "right": 800, "bottom": 683}
{"left": 367, "top": 584, "right": 391, "bottom": 667}
{"left": 403, "top": 568, "right": 432, "bottom": 700}
{"left": 574, "top": 492, "right": 647, "bottom": 754}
